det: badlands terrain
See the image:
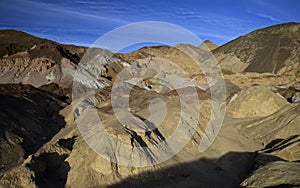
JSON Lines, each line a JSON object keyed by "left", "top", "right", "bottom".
{"left": 0, "top": 22, "right": 300, "bottom": 187}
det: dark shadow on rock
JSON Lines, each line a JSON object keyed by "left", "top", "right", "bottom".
{"left": 135, "top": 114, "right": 165, "bottom": 141}
{"left": 39, "top": 83, "right": 72, "bottom": 103}
{"left": 109, "top": 151, "right": 286, "bottom": 188}
{"left": 58, "top": 136, "right": 77, "bottom": 151}
{"left": 260, "top": 135, "right": 300, "bottom": 154}
{"left": 0, "top": 84, "right": 67, "bottom": 172}
{"left": 27, "top": 153, "right": 70, "bottom": 188}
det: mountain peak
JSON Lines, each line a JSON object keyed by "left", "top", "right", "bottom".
{"left": 198, "top": 40, "right": 219, "bottom": 51}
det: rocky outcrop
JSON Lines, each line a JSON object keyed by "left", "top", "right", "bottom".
{"left": 271, "top": 81, "right": 300, "bottom": 103}
{"left": 226, "top": 85, "right": 289, "bottom": 118}
{"left": 0, "top": 32, "right": 114, "bottom": 100}
{"left": 241, "top": 161, "right": 300, "bottom": 187}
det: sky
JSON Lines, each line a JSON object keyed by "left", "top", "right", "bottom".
{"left": 0, "top": 0, "right": 299, "bottom": 52}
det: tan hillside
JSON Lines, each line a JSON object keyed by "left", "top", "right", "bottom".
{"left": 214, "top": 22, "right": 300, "bottom": 74}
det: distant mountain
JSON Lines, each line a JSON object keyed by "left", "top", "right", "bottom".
{"left": 198, "top": 40, "right": 219, "bottom": 51}
{"left": 214, "top": 22, "right": 300, "bottom": 74}
{"left": 0, "top": 30, "right": 86, "bottom": 60}
{"left": 118, "top": 22, "right": 300, "bottom": 76}
{"left": 117, "top": 45, "right": 206, "bottom": 77}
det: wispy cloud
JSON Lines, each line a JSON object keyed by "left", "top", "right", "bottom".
{"left": 250, "top": 0, "right": 290, "bottom": 22}
{"left": 250, "top": 11, "right": 283, "bottom": 22}
{"left": 20, "top": 0, "right": 129, "bottom": 24}
{"left": 153, "top": 7, "right": 250, "bottom": 43}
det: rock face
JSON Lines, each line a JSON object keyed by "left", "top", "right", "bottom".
{"left": 0, "top": 23, "right": 300, "bottom": 188}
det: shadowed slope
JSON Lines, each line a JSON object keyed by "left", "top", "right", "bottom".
{"left": 0, "top": 84, "right": 67, "bottom": 172}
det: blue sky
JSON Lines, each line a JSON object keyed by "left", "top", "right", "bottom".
{"left": 0, "top": 0, "right": 299, "bottom": 52}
